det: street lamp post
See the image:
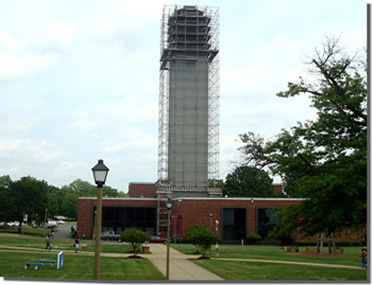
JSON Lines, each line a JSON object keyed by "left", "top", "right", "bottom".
{"left": 91, "top": 159, "right": 109, "bottom": 280}
{"left": 215, "top": 219, "right": 219, "bottom": 257}
{"left": 209, "top": 212, "right": 214, "bottom": 231}
{"left": 166, "top": 197, "right": 172, "bottom": 280}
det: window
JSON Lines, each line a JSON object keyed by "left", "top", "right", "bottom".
{"left": 93, "top": 206, "right": 157, "bottom": 236}
{"left": 256, "top": 208, "right": 280, "bottom": 239}
{"left": 222, "top": 208, "right": 247, "bottom": 242}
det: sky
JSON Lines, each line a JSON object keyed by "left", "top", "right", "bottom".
{"left": 0, "top": 0, "right": 366, "bottom": 193}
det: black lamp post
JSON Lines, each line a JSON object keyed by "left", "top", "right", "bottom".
{"left": 91, "top": 159, "right": 109, "bottom": 280}
{"left": 166, "top": 197, "right": 172, "bottom": 280}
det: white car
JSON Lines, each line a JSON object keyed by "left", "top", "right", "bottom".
{"left": 47, "top": 221, "right": 58, "bottom": 228}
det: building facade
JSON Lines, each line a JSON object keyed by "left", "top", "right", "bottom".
{"left": 77, "top": 191, "right": 302, "bottom": 242}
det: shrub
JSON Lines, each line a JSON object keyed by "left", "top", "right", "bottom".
{"left": 184, "top": 224, "right": 219, "bottom": 258}
{"left": 120, "top": 228, "right": 151, "bottom": 256}
{"left": 246, "top": 233, "right": 262, "bottom": 245}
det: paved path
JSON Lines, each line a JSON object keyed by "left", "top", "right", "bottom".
{"left": 53, "top": 224, "right": 74, "bottom": 240}
{"left": 146, "top": 244, "right": 224, "bottom": 281}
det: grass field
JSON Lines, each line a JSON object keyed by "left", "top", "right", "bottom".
{"left": 0, "top": 236, "right": 135, "bottom": 254}
{"left": 171, "top": 243, "right": 367, "bottom": 281}
{"left": 171, "top": 243, "right": 364, "bottom": 266}
{"left": 192, "top": 259, "right": 367, "bottom": 280}
{"left": 0, "top": 233, "right": 368, "bottom": 281}
{"left": 0, "top": 250, "right": 164, "bottom": 280}
{"left": 0, "top": 226, "right": 51, "bottom": 237}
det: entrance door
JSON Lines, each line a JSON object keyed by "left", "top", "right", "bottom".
{"left": 222, "top": 207, "right": 247, "bottom": 242}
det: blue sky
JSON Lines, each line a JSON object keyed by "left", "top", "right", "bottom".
{"left": 0, "top": 0, "right": 366, "bottom": 192}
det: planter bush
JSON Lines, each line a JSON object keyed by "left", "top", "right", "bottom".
{"left": 120, "top": 228, "right": 151, "bottom": 257}
{"left": 246, "top": 234, "right": 262, "bottom": 245}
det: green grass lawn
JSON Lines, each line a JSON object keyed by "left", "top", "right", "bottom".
{"left": 0, "top": 236, "right": 136, "bottom": 254}
{"left": 0, "top": 226, "right": 51, "bottom": 237}
{"left": 0, "top": 250, "right": 165, "bottom": 280}
{"left": 0, "top": 232, "right": 367, "bottom": 281}
{"left": 192, "top": 259, "right": 367, "bottom": 281}
{"left": 171, "top": 243, "right": 363, "bottom": 266}
{"left": 172, "top": 244, "right": 367, "bottom": 281}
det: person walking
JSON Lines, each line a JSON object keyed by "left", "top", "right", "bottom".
{"left": 361, "top": 248, "right": 367, "bottom": 269}
{"left": 45, "top": 234, "right": 51, "bottom": 250}
{"left": 74, "top": 237, "right": 80, "bottom": 253}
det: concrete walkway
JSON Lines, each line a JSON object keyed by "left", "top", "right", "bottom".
{"left": 147, "top": 243, "right": 224, "bottom": 281}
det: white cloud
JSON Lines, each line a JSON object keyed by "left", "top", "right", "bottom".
{"left": 0, "top": 53, "right": 59, "bottom": 81}
{"left": 0, "top": 32, "right": 22, "bottom": 51}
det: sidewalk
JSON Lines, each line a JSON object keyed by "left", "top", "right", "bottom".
{"left": 147, "top": 243, "right": 224, "bottom": 281}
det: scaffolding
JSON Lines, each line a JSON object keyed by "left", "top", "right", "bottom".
{"left": 158, "top": 5, "right": 220, "bottom": 183}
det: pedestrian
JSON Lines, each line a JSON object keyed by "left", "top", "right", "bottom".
{"left": 45, "top": 234, "right": 51, "bottom": 250}
{"left": 361, "top": 248, "right": 367, "bottom": 269}
{"left": 74, "top": 237, "right": 80, "bottom": 253}
{"left": 51, "top": 228, "right": 55, "bottom": 239}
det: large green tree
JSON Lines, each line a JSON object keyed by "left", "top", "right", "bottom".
{"left": 5, "top": 176, "right": 49, "bottom": 233}
{"left": 239, "top": 37, "right": 367, "bottom": 237}
{"left": 0, "top": 175, "right": 12, "bottom": 222}
{"left": 224, "top": 166, "right": 274, "bottom": 197}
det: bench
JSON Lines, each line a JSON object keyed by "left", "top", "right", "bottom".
{"left": 23, "top": 263, "right": 43, "bottom": 270}
{"left": 306, "top": 246, "right": 318, "bottom": 252}
{"left": 335, "top": 247, "right": 344, "bottom": 254}
{"left": 286, "top": 246, "right": 299, "bottom": 252}
{"left": 40, "top": 259, "right": 57, "bottom": 266}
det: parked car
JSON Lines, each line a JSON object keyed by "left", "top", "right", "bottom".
{"left": 6, "top": 221, "right": 19, "bottom": 227}
{"left": 33, "top": 223, "right": 48, "bottom": 228}
{"left": 151, "top": 236, "right": 168, "bottom": 243}
{"left": 47, "top": 221, "right": 58, "bottom": 228}
{"left": 101, "top": 231, "right": 120, "bottom": 241}
{"left": 56, "top": 220, "right": 65, "bottom": 225}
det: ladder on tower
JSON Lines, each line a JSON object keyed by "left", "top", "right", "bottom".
{"left": 156, "top": 190, "right": 171, "bottom": 238}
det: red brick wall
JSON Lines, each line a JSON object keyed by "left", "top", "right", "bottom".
{"left": 273, "top": 184, "right": 282, "bottom": 195}
{"left": 128, "top": 183, "right": 156, "bottom": 198}
{"left": 172, "top": 198, "right": 302, "bottom": 238}
{"left": 77, "top": 196, "right": 302, "bottom": 240}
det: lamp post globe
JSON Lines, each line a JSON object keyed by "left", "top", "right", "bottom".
{"left": 166, "top": 197, "right": 172, "bottom": 210}
{"left": 92, "top": 159, "right": 109, "bottom": 187}
{"left": 91, "top": 159, "right": 109, "bottom": 280}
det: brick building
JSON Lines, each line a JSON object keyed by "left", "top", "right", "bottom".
{"left": 77, "top": 182, "right": 302, "bottom": 242}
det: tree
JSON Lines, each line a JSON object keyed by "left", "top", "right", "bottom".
{"left": 61, "top": 191, "right": 78, "bottom": 220}
{"left": 120, "top": 228, "right": 151, "bottom": 257}
{"left": 57, "top": 179, "right": 125, "bottom": 219}
{"left": 239, "top": 37, "right": 367, "bottom": 238}
{"left": 46, "top": 185, "right": 64, "bottom": 218}
{"left": 183, "top": 225, "right": 219, "bottom": 258}
{"left": 224, "top": 166, "right": 274, "bottom": 197}
{"left": 7, "top": 176, "right": 49, "bottom": 233}
{"left": 0, "top": 175, "right": 12, "bottom": 222}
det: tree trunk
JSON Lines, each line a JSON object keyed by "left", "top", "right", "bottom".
{"left": 18, "top": 218, "right": 22, "bottom": 234}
